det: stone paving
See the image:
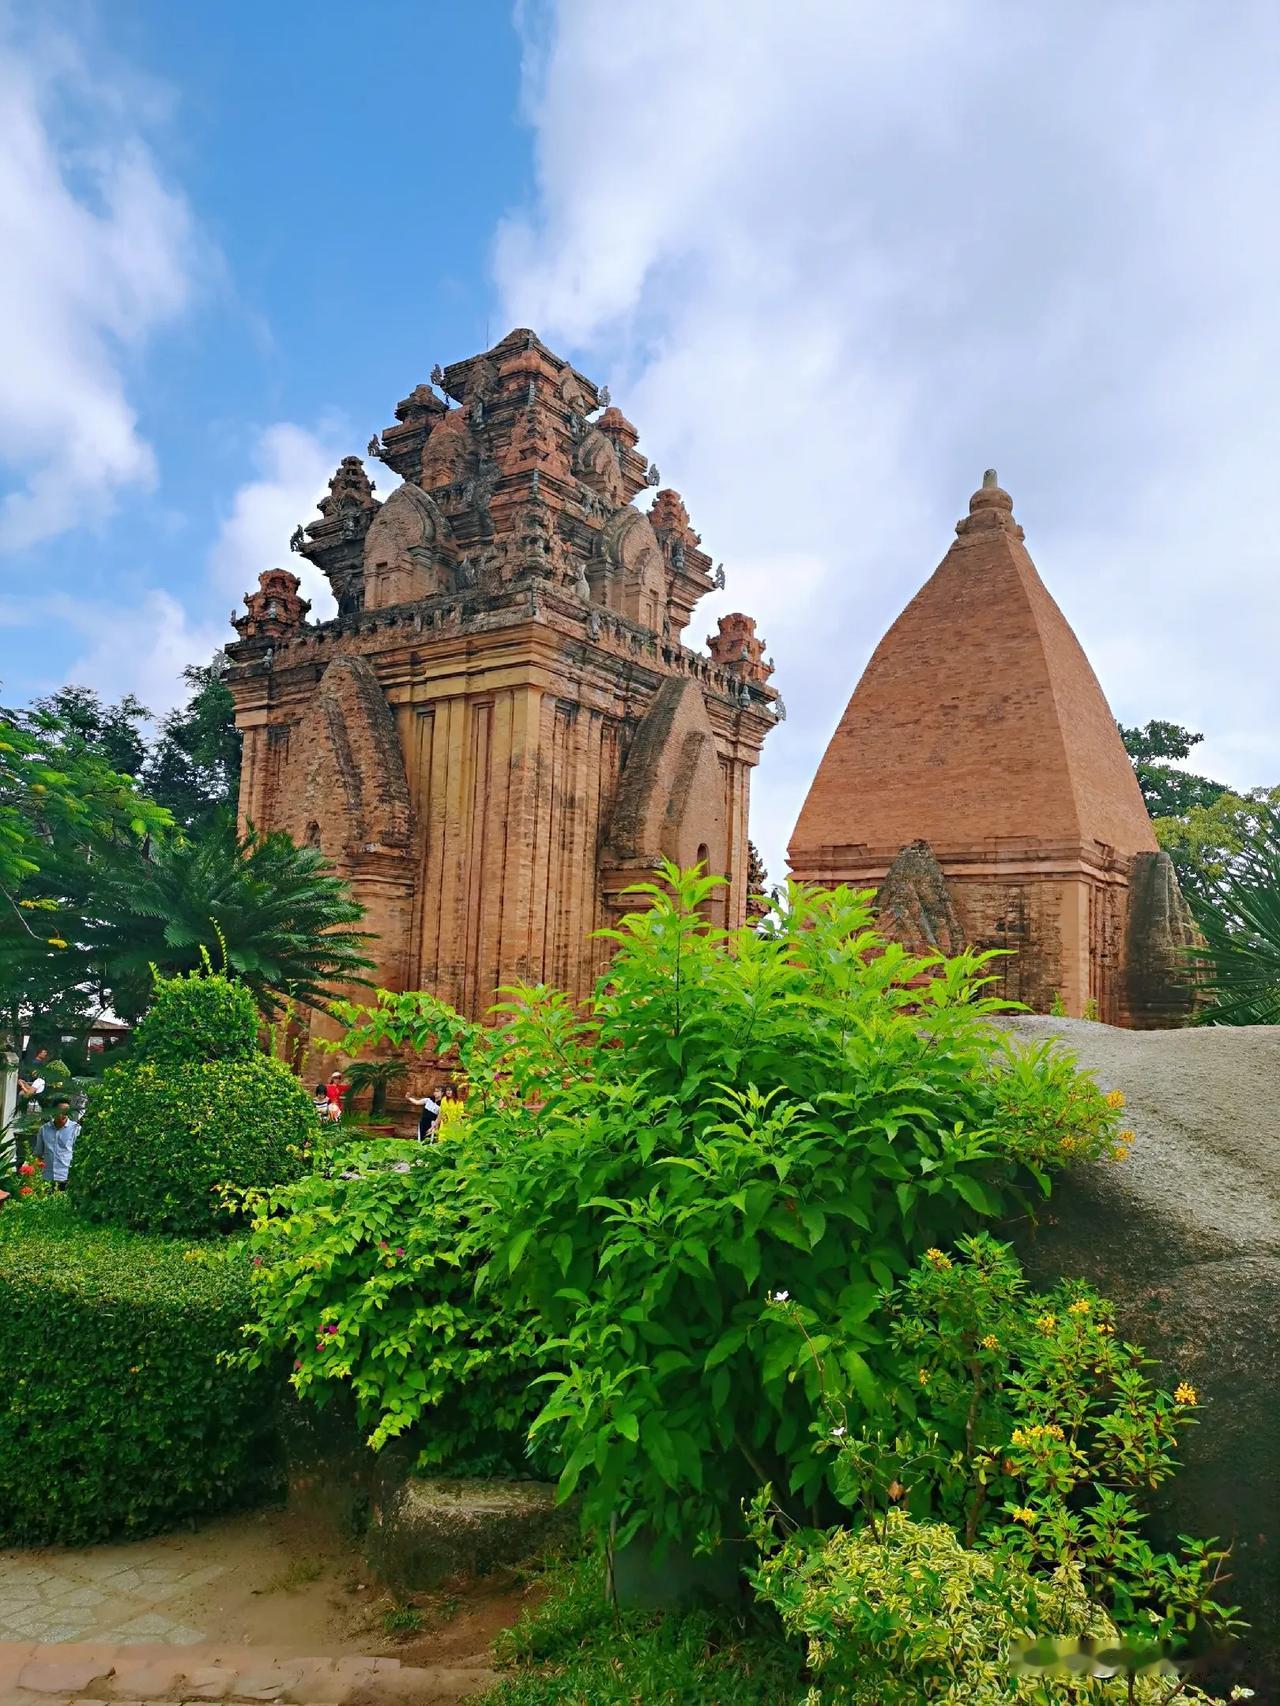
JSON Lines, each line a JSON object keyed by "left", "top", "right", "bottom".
{"left": 0, "top": 1640, "right": 493, "bottom": 1702}
{"left": 0, "top": 1551, "right": 226, "bottom": 1646}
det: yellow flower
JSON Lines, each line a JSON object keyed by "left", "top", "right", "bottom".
{"left": 1095, "top": 1322, "right": 1115, "bottom": 1336}
{"left": 980, "top": 1333, "right": 999, "bottom": 1350}
{"left": 1067, "top": 1299, "right": 1091, "bottom": 1316}
{"left": 1174, "top": 1382, "right": 1198, "bottom": 1406}
{"left": 1035, "top": 1313, "right": 1057, "bottom": 1332}
{"left": 1111, "top": 1145, "right": 1131, "bottom": 1163}
{"left": 47, "top": 936, "right": 69, "bottom": 949}
{"left": 1011, "top": 1507, "right": 1038, "bottom": 1525}
{"left": 1104, "top": 1090, "right": 1126, "bottom": 1109}
{"left": 918, "top": 1368, "right": 931, "bottom": 1386}
{"left": 924, "top": 1248, "right": 951, "bottom": 1270}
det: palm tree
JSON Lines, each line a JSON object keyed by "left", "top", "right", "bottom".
{"left": 1193, "top": 809, "right": 1280, "bottom": 1024}
{"left": 343, "top": 1057, "right": 409, "bottom": 1118}
{"left": 93, "top": 816, "right": 375, "bottom": 1021}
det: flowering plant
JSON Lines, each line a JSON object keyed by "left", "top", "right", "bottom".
{"left": 795, "top": 1235, "right": 1242, "bottom": 1651}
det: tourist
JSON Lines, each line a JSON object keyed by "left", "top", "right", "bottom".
{"left": 324, "top": 1071, "right": 349, "bottom": 1122}
{"left": 313, "top": 1082, "right": 330, "bottom": 1117}
{"left": 17, "top": 1047, "right": 48, "bottom": 1111}
{"left": 32, "top": 1096, "right": 80, "bottom": 1191}
{"left": 407, "top": 1088, "right": 442, "bottom": 1140}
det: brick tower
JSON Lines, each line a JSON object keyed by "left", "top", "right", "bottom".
{"left": 788, "top": 472, "right": 1194, "bottom": 1024}
{"left": 225, "top": 330, "right": 780, "bottom": 1051}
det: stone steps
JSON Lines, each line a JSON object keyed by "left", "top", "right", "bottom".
{"left": 0, "top": 1641, "right": 495, "bottom": 1703}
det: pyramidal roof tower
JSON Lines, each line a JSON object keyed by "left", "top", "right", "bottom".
{"left": 789, "top": 473, "right": 1194, "bottom": 1025}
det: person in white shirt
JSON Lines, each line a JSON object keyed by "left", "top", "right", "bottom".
{"left": 406, "top": 1090, "right": 442, "bottom": 1140}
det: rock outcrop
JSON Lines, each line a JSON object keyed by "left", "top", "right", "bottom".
{"left": 1001, "top": 1015, "right": 1280, "bottom": 1691}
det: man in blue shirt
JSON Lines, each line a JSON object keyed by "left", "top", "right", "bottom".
{"left": 33, "top": 1096, "right": 79, "bottom": 1191}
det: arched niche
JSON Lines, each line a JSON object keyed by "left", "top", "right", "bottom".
{"left": 363, "top": 483, "right": 456, "bottom": 609}
{"left": 593, "top": 508, "right": 666, "bottom": 632}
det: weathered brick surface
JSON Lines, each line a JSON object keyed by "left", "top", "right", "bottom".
{"left": 790, "top": 476, "right": 1187, "bottom": 1024}
{"left": 225, "top": 331, "right": 779, "bottom": 1072}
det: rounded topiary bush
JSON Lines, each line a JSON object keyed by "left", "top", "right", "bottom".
{"left": 0, "top": 1196, "right": 282, "bottom": 1544}
{"left": 72, "top": 970, "right": 314, "bottom": 1235}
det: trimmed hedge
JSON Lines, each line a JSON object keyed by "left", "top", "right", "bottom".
{"left": 71, "top": 970, "right": 314, "bottom": 1235}
{"left": 0, "top": 1196, "right": 280, "bottom": 1544}
{"left": 73, "top": 1056, "right": 315, "bottom": 1235}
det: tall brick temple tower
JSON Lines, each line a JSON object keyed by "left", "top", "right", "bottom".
{"left": 788, "top": 472, "right": 1194, "bottom": 1025}
{"left": 225, "top": 330, "right": 780, "bottom": 1040}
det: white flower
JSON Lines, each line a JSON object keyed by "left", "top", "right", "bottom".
{"left": 393, "top": 1161, "right": 412, "bottom": 1173}
{"left": 770, "top": 1289, "right": 790, "bottom": 1304}
{"left": 830, "top": 1425, "right": 846, "bottom": 1438}
{"left": 1230, "top": 1689, "right": 1256, "bottom": 1701}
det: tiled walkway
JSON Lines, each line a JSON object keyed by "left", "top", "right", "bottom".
{"left": 0, "top": 1552, "right": 226, "bottom": 1646}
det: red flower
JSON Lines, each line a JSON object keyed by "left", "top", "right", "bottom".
{"left": 315, "top": 1340, "right": 326, "bottom": 1352}
{"left": 18, "top": 1164, "right": 34, "bottom": 1177}
{"left": 20, "top": 1187, "right": 32, "bottom": 1197}
{"left": 293, "top": 1359, "right": 303, "bottom": 1371}
{"left": 251, "top": 1256, "right": 263, "bottom": 1267}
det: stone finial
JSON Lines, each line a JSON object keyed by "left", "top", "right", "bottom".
{"left": 956, "top": 472, "right": 1023, "bottom": 539}
{"left": 317, "top": 456, "right": 378, "bottom": 519}
{"left": 707, "top": 612, "right": 772, "bottom": 683}
{"left": 233, "top": 568, "right": 310, "bottom": 642}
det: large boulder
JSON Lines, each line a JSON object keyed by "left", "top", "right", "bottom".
{"left": 1001, "top": 1016, "right": 1280, "bottom": 1690}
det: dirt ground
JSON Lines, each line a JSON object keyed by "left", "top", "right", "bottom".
{"left": 0, "top": 1500, "right": 536, "bottom": 1669}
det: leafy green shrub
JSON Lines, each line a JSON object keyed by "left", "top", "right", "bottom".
{"left": 71, "top": 970, "right": 313, "bottom": 1234}
{"left": 258, "top": 867, "right": 1125, "bottom": 1552}
{"left": 129, "top": 966, "right": 260, "bottom": 1065}
{"left": 238, "top": 1137, "right": 548, "bottom": 1475}
{"left": 790, "top": 1236, "right": 1242, "bottom": 1653}
{"left": 0, "top": 1196, "right": 281, "bottom": 1544}
{"left": 747, "top": 1505, "right": 1229, "bottom": 1704}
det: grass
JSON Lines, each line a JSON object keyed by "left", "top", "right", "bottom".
{"left": 479, "top": 1551, "right": 806, "bottom": 1705}
{"left": 381, "top": 1601, "right": 425, "bottom": 1636}
{"left": 263, "top": 1556, "right": 325, "bottom": 1593}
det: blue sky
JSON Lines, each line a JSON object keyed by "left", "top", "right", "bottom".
{"left": 3, "top": 1, "right": 1280, "bottom": 884}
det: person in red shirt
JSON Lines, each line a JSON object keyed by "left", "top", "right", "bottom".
{"left": 324, "top": 1071, "right": 350, "bottom": 1122}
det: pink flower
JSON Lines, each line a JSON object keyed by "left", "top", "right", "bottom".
{"left": 293, "top": 1359, "right": 302, "bottom": 1371}
{"left": 315, "top": 1340, "right": 326, "bottom": 1352}
{"left": 324, "top": 1323, "right": 338, "bottom": 1335}
{"left": 396, "top": 1247, "right": 405, "bottom": 1257}
{"left": 251, "top": 1256, "right": 263, "bottom": 1267}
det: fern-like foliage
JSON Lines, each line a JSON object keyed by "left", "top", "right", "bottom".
{"left": 1193, "top": 808, "right": 1280, "bottom": 1024}
{"left": 90, "top": 814, "right": 374, "bottom": 1021}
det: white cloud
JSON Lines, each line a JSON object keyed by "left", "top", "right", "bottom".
{"left": 0, "top": 17, "right": 195, "bottom": 550}
{"left": 41, "top": 590, "right": 224, "bottom": 719}
{"left": 209, "top": 422, "right": 348, "bottom": 622}
{"left": 496, "top": 0, "right": 1280, "bottom": 884}
{"left": 18, "top": 421, "right": 348, "bottom": 715}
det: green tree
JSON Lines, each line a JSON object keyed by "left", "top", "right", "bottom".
{"left": 144, "top": 655, "right": 241, "bottom": 832}
{"left": 0, "top": 696, "right": 171, "bottom": 1052}
{"left": 31, "top": 686, "right": 151, "bottom": 780}
{"left": 1192, "top": 808, "right": 1280, "bottom": 1024}
{"left": 89, "top": 816, "right": 374, "bottom": 1021}
{"left": 1118, "top": 719, "right": 1228, "bottom": 820}
{"left": 1155, "top": 784, "right": 1280, "bottom": 908}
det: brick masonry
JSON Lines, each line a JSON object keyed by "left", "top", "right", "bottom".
{"left": 788, "top": 473, "right": 1195, "bottom": 1024}
{"left": 225, "top": 330, "right": 779, "bottom": 1071}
